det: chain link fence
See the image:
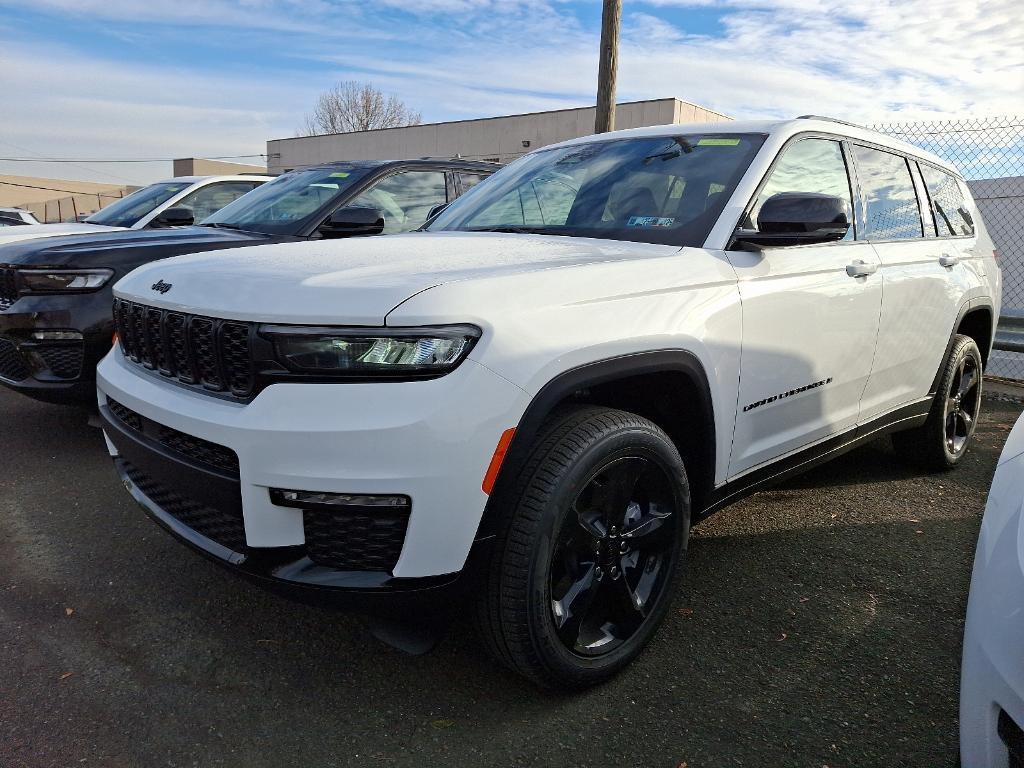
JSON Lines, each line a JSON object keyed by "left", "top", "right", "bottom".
{"left": 868, "top": 116, "right": 1024, "bottom": 380}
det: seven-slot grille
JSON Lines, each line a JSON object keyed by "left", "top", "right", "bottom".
{"left": 114, "top": 298, "right": 255, "bottom": 398}
{"left": 0, "top": 268, "right": 18, "bottom": 310}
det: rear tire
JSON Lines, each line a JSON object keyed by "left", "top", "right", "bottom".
{"left": 892, "top": 334, "right": 983, "bottom": 471}
{"left": 475, "top": 405, "right": 690, "bottom": 690}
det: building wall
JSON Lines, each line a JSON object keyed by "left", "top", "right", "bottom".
{"left": 268, "top": 98, "right": 731, "bottom": 174}
{"left": 172, "top": 158, "right": 268, "bottom": 177}
{"left": 0, "top": 174, "right": 136, "bottom": 222}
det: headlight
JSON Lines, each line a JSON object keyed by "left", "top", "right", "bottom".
{"left": 17, "top": 269, "right": 113, "bottom": 293}
{"left": 259, "top": 324, "right": 481, "bottom": 379}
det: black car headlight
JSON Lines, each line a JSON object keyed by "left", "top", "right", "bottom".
{"left": 259, "top": 324, "right": 481, "bottom": 379}
{"left": 17, "top": 268, "right": 114, "bottom": 293}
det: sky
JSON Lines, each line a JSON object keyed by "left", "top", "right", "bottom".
{"left": 0, "top": 0, "right": 1021, "bottom": 186}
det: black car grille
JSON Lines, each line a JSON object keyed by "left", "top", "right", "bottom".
{"left": 106, "top": 397, "right": 240, "bottom": 477}
{"left": 0, "top": 268, "right": 18, "bottom": 310}
{"left": 34, "top": 344, "right": 84, "bottom": 380}
{"left": 113, "top": 298, "right": 255, "bottom": 398}
{"left": 303, "top": 507, "right": 410, "bottom": 573}
{"left": 123, "top": 461, "right": 247, "bottom": 552}
{"left": 0, "top": 338, "right": 30, "bottom": 381}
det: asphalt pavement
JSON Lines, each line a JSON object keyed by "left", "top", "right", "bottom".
{"left": 1, "top": 386, "right": 1020, "bottom": 768}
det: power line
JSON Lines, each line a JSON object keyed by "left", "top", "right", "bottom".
{"left": 0, "top": 154, "right": 267, "bottom": 163}
{"left": 0, "top": 180, "right": 130, "bottom": 196}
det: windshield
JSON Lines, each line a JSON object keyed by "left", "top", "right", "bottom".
{"left": 85, "top": 181, "right": 190, "bottom": 227}
{"left": 201, "top": 166, "right": 372, "bottom": 235}
{"left": 428, "top": 133, "right": 766, "bottom": 246}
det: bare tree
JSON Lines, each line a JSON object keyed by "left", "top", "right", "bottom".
{"left": 299, "top": 81, "right": 422, "bottom": 136}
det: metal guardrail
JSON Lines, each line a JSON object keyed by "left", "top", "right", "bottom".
{"left": 995, "top": 311, "right": 1024, "bottom": 354}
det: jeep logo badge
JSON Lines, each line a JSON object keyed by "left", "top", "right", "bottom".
{"left": 151, "top": 280, "right": 172, "bottom": 294}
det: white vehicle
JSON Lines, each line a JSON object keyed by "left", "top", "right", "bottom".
{"left": 962, "top": 414, "right": 1024, "bottom": 767}
{"left": 0, "top": 208, "right": 40, "bottom": 225}
{"left": 0, "top": 175, "right": 271, "bottom": 245}
{"left": 97, "top": 117, "right": 1000, "bottom": 688}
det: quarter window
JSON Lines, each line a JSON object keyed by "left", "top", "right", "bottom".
{"left": 751, "top": 138, "right": 854, "bottom": 241}
{"left": 920, "top": 165, "right": 975, "bottom": 236}
{"left": 851, "top": 145, "right": 923, "bottom": 240}
{"left": 347, "top": 171, "right": 448, "bottom": 234}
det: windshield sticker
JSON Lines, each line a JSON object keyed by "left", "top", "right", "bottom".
{"left": 627, "top": 216, "right": 675, "bottom": 228}
{"left": 698, "top": 138, "right": 741, "bottom": 147}
{"left": 329, "top": 172, "right": 351, "bottom": 178}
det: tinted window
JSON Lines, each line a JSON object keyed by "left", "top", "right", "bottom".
{"left": 162, "top": 181, "right": 261, "bottom": 224}
{"left": 751, "top": 138, "right": 853, "bottom": 241}
{"left": 202, "top": 166, "right": 371, "bottom": 234}
{"left": 347, "top": 171, "right": 448, "bottom": 234}
{"left": 458, "top": 172, "right": 490, "bottom": 192}
{"left": 429, "top": 134, "right": 765, "bottom": 247}
{"left": 851, "top": 146, "right": 923, "bottom": 240}
{"left": 86, "top": 181, "right": 191, "bottom": 227}
{"left": 920, "top": 165, "right": 975, "bottom": 236}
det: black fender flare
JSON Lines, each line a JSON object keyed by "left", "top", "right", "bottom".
{"left": 930, "top": 299, "right": 995, "bottom": 395}
{"left": 473, "top": 349, "right": 717, "bottom": 539}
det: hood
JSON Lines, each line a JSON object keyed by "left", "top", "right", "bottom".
{"left": 114, "top": 231, "right": 680, "bottom": 325}
{"left": 0, "top": 222, "right": 125, "bottom": 245}
{"left": 0, "top": 225, "right": 276, "bottom": 270}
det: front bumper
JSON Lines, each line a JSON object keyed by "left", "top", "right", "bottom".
{"left": 0, "top": 290, "right": 115, "bottom": 403}
{"left": 961, "top": 450, "right": 1024, "bottom": 767}
{"left": 97, "top": 347, "right": 530, "bottom": 589}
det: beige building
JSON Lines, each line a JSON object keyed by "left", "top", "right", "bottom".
{"left": 267, "top": 97, "right": 731, "bottom": 174}
{"left": 0, "top": 174, "right": 136, "bottom": 223}
{"left": 172, "top": 158, "right": 268, "bottom": 177}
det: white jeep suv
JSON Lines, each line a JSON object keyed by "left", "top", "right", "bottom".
{"left": 96, "top": 118, "right": 1000, "bottom": 688}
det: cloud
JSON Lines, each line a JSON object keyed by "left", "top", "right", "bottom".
{"left": 0, "top": 0, "right": 1020, "bottom": 187}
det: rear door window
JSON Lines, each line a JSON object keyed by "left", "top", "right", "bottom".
{"left": 920, "top": 165, "right": 975, "bottom": 236}
{"left": 851, "top": 145, "right": 923, "bottom": 240}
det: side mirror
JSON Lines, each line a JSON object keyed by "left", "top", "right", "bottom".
{"left": 319, "top": 206, "right": 385, "bottom": 238}
{"left": 150, "top": 207, "right": 195, "bottom": 228}
{"left": 734, "top": 192, "right": 850, "bottom": 248}
{"left": 426, "top": 202, "right": 450, "bottom": 221}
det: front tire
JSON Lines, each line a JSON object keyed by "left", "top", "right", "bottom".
{"left": 892, "top": 334, "right": 983, "bottom": 471}
{"left": 476, "top": 405, "right": 690, "bottom": 689}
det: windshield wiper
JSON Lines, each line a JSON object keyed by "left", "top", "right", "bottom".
{"left": 462, "top": 225, "right": 568, "bottom": 235}
{"left": 201, "top": 222, "right": 244, "bottom": 230}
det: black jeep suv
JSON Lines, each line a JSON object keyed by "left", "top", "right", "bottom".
{"left": 0, "top": 158, "right": 496, "bottom": 404}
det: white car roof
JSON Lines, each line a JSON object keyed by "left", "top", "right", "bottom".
{"left": 150, "top": 174, "right": 274, "bottom": 184}
{"left": 544, "top": 117, "right": 961, "bottom": 177}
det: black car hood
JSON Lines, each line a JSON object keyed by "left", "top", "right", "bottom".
{"left": 0, "top": 226, "right": 287, "bottom": 269}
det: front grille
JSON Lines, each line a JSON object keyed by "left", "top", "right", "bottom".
{"left": 0, "top": 268, "right": 18, "bottom": 310}
{"left": 0, "top": 338, "right": 30, "bottom": 381}
{"left": 113, "top": 298, "right": 255, "bottom": 398}
{"left": 123, "top": 461, "right": 247, "bottom": 551}
{"left": 34, "top": 344, "right": 84, "bottom": 379}
{"left": 107, "top": 398, "right": 143, "bottom": 431}
{"left": 303, "top": 507, "right": 410, "bottom": 572}
{"left": 106, "top": 397, "right": 240, "bottom": 477}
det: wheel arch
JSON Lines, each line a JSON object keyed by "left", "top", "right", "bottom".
{"left": 957, "top": 303, "right": 994, "bottom": 366}
{"left": 475, "top": 350, "right": 717, "bottom": 539}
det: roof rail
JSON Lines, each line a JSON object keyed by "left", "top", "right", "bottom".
{"left": 795, "top": 114, "right": 864, "bottom": 129}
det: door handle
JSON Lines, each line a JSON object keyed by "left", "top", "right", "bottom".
{"left": 846, "top": 260, "right": 878, "bottom": 278}
{"left": 939, "top": 253, "right": 960, "bottom": 267}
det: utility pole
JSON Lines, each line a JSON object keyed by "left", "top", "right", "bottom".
{"left": 595, "top": 0, "right": 622, "bottom": 134}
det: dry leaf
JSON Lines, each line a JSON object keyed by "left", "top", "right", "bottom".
{"left": 65, "top": 608, "right": 74, "bottom": 616}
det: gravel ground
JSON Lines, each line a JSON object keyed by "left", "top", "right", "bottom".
{"left": 1, "top": 386, "right": 1020, "bottom": 768}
